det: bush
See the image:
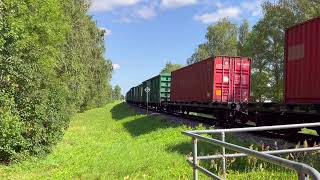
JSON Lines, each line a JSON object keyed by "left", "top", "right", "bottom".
{"left": 0, "top": 92, "right": 26, "bottom": 163}
{"left": 0, "top": 0, "right": 113, "bottom": 163}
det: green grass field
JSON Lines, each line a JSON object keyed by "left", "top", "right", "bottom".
{"left": 0, "top": 102, "right": 314, "bottom": 179}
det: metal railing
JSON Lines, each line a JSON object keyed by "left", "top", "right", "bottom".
{"left": 182, "top": 122, "right": 320, "bottom": 180}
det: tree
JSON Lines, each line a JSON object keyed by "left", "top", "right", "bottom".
{"left": 0, "top": 0, "right": 113, "bottom": 162}
{"left": 206, "top": 18, "right": 238, "bottom": 57}
{"left": 160, "top": 61, "right": 183, "bottom": 73}
{"left": 258, "top": 2, "right": 296, "bottom": 101}
{"left": 187, "top": 18, "right": 238, "bottom": 64}
{"left": 187, "top": 44, "right": 210, "bottom": 65}
{"left": 238, "top": 20, "right": 250, "bottom": 56}
{"left": 278, "top": 0, "right": 320, "bottom": 21}
{"left": 113, "top": 85, "right": 122, "bottom": 100}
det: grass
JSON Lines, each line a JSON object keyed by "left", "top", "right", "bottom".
{"left": 300, "top": 128, "right": 319, "bottom": 136}
{"left": 0, "top": 102, "right": 317, "bottom": 179}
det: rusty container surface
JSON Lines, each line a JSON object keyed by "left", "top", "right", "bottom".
{"left": 171, "top": 56, "right": 251, "bottom": 103}
{"left": 285, "top": 17, "right": 320, "bottom": 104}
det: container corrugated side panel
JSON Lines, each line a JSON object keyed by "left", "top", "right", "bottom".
{"left": 134, "top": 86, "right": 139, "bottom": 103}
{"left": 213, "top": 56, "right": 231, "bottom": 102}
{"left": 212, "top": 56, "right": 251, "bottom": 102}
{"left": 285, "top": 17, "right": 320, "bottom": 104}
{"left": 171, "top": 56, "right": 251, "bottom": 103}
{"left": 160, "top": 73, "right": 171, "bottom": 103}
{"left": 151, "top": 76, "right": 158, "bottom": 104}
{"left": 143, "top": 73, "right": 171, "bottom": 104}
{"left": 128, "top": 88, "right": 132, "bottom": 102}
{"left": 150, "top": 75, "right": 160, "bottom": 104}
{"left": 171, "top": 58, "right": 214, "bottom": 103}
{"left": 131, "top": 88, "right": 134, "bottom": 102}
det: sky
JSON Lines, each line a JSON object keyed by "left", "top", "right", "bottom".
{"left": 89, "top": 0, "right": 264, "bottom": 94}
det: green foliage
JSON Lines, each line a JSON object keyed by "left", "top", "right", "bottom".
{"left": 238, "top": 19, "right": 250, "bottom": 56}
{"left": 188, "top": 18, "right": 238, "bottom": 64}
{"left": 250, "top": 71, "right": 273, "bottom": 102}
{"left": 0, "top": 91, "right": 26, "bottom": 163}
{"left": 160, "top": 61, "right": 183, "bottom": 73}
{"left": 0, "top": 0, "right": 113, "bottom": 162}
{"left": 251, "top": 2, "right": 297, "bottom": 102}
{"left": 278, "top": 0, "right": 320, "bottom": 20}
{"left": 206, "top": 18, "right": 238, "bottom": 57}
{"left": 112, "top": 85, "right": 122, "bottom": 100}
{"left": 187, "top": 44, "right": 210, "bottom": 65}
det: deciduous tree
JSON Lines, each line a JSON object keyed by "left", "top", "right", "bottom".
{"left": 113, "top": 85, "right": 122, "bottom": 100}
{"left": 160, "top": 61, "right": 183, "bottom": 73}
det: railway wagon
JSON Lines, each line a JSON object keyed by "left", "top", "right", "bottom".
{"left": 141, "top": 73, "right": 171, "bottom": 108}
{"left": 133, "top": 84, "right": 143, "bottom": 104}
{"left": 164, "top": 56, "right": 251, "bottom": 124}
{"left": 171, "top": 56, "right": 251, "bottom": 103}
{"left": 285, "top": 17, "right": 320, "bottom": 104}
{"left": 126, "top": 87, "right": 134, "bottom": 103}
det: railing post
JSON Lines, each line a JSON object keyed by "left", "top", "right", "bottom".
{"left": 298, "top": 172, "right": 309, "bottom": 180}
{"left": 193, "top": 137, "right": 198, "bottom": 180}
{"left": 221, "top": 132, "right": 226, "bottom": 179}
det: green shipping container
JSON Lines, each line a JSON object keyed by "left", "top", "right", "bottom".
{"left": 142, "top": 73, "right": 171, "bottom": 104}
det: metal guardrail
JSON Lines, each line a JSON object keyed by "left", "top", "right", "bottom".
{"left": 182, "top": 122, "right": 320, "bottom": 180}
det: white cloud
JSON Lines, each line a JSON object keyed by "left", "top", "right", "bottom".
{"left": 91, "top": 0, "right": 140, "bottom": 12}
{"left": 100, "top": 27, "right": 112, "bottom": 37}
{"left": 113, "top": 64, "right": 121, "bottom": 70}
{"left": 136, "top": 6, "right": 156, "bottom": 20}
{"left": 241, "top": 1, "right": 262, "bottom": 17}
{"left": 161, "top": 0, "right": 197, "bottom": 9}
{"left": 194, "top": 7, "right": 240, "bottom": 24}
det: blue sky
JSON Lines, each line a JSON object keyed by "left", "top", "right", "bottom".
{"left": 89, "top": 0, "right": 264, "bottom": 94}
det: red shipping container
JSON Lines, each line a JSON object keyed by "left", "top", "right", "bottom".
{"left": 171, "top": 56, "right": 251, "bottom": 103}
{"left": 285, "top": 17, "right": 320, "bottom": 104}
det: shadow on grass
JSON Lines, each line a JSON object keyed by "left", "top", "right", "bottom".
{"left": 166, "top": 141, "right": 219, "bottom": 156}
{"left": 123, "top": 115, "right": 180, "bottom": 137}
{"left": 110, "top": 102, "right": 139, "bottom": 120}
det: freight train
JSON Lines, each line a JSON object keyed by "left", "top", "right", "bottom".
{"left": 126, "top": 17, "right": 320, "bottom": 135}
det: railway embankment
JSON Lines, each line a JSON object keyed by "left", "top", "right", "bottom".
{"left": 1, "top": 102, "right": 318, "bottom": 179}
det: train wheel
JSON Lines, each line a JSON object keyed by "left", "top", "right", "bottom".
{"left": 226, "top": 111, "right": 236, "bottom": 127}
{"left": 239, "top": 112, "right": 249, "bottom": 125}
